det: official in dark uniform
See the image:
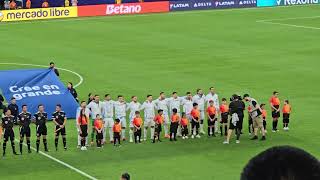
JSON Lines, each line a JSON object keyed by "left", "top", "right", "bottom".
{"left": 49, "top": 62, "right": 60, "bottom": 77}
{"left": 17, "top": 105, "right": 32, "bottom": 154}
{"left": 2, "top": 109, "right": 18, "bottom": 156}
{"left": 8, "top": 97, "right": 19, "bottom": 124}
{"left": 52, "top": 104, "right": 67, "bottom": 151}
{"left": 33, "top": 104, "right": 49, "bottom": 152}
{"left": 67, "top": 82, "right": 78, "bottom": 102}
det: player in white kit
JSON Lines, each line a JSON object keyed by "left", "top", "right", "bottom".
{"left": 114, "top": 95, "right": 127, "bottom": 141}
{"left": 168, "top": 92, "right": 182, "bottom": 136}
{"left": 182, "top": 92, "right": 194, "bottom": 135}
{"left": 193, "top": 89, "right": 206, "bottom": 135}
{"left": 205, "top": 87, "right": 220, "bottom": 133}
{"left": 127, "top": 96, "right": 141, "bottom": 143}
{"left": 102, "top": 94, "right": 114, "bottom": 144}
{"left": 140, "top": 95, "right": 156, "bottom": 141}
{"left": 154, "top": 92, "right": 170, "bottom": 138}
{"left": 87, "top": 95, "right": 104, "bottom": 145}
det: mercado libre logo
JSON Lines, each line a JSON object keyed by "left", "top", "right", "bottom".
{"left": 0, "top": 11, "right": 4, "bottom": 21}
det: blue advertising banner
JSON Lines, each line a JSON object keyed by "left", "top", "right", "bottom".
{"left": 169, "top": 0, "right": 214, "bottom": 11}
{"left": 0, "top": 69, "right": 79, "bottom": 119}
{"left": 213, "top": 0, "right": 256, "bottom": 8}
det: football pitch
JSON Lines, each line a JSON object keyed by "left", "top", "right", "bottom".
{"left": 0, "top": 5, "right": 320, "bottom": 180}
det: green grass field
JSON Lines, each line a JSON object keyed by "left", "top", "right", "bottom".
{"left": 1, "top": 5, "right": 320, "bottom": 180}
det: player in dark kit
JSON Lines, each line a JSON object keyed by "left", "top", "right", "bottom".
{"left": 52, "top": 104, "right": 67, "bottom": 151}
{"left": 8, "top": 97, "right": 19, "bottom": 124}
{"left": 2, "top": 109, "right": 18, "bottom": 156}
{"left": 17, "top": 105, "right": 32, "bottom": 154}
{"left": 33, "top": 104, "right": 49, "bottom": 152}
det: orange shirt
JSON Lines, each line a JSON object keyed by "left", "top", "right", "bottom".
{"left": 262, "top": 109, "right": 267, "bottom": 119}
{"left": 9, "top": 1, "right": 16, "bottom": 9}
{"left": 207, "top": 106, "right": 216, "bottom": 116}
{"left": 180, "top": 118, "right": 188, "bottom": 126}
{"left": 26, "top": 0, "right": 31, "bottom": 9}
{"left": 220, "top": 104, "right": 229, "bottom": 114}
{"left": 282, "top": 104, "right": 291, "bottom": 114}
{"left": 113, "top": 123, "right": 121, "bottom": 133}
{"left": 269, "top": 96, "right": 280, "bottom": 106}
{"left": 191, "top": 108, "right": 200, "bottom": 119}
{"left": 133, "top": 117, "right": 143, "bottom": 127}
{"left": 171, "top": 114, "right": 180, "bottom": 123}
{"left": 77, "top": 116, "right": 88, "bottom": 125}
{"left": 94, "top": 119, "right": 103, "bottom": 130}
{"left": 42, "top": 2, "right": 49, "bottom": 8}
{"left": 154, "top": 114, "right": 163, "bottom": 124}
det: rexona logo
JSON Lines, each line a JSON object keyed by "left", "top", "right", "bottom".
{"left": 277, "top": 0, "right": 319, "bottom": 5}
{"left": 106, "top": 4, "right": 142, "bottom": 15}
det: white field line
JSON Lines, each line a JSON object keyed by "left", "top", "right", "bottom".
{"left": 14, "top": 139, "right": 98, "bottom": 180}
{"left": 0, "top": 4, "right": 318, "bottom": 25}
{"left": 256, "top": 16, "right": 320, "bottom": 30}
{"left": 0, "top": 63, "right": 83, "bottom": 88}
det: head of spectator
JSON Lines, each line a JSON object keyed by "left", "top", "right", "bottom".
{"left": 241, "top": 146, "right": 320, "bottom": 180}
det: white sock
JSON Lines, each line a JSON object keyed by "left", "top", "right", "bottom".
{"left": 164, "top": 124, "right": 169, "bottom": 136}
{"left": 151, "top": 127, "right": 155, "bottom": 139}
{"left": 103, "top": 127, "right": 107, "bottom": 142}
{"left": 200, "top": 123, "right": 204, "bottom": 132}
{"left": 122, "top": 129, "right": 126, "bottom": 139}
{"left": 215, "top": 121, "right": 219, "bottom": 132}
{"left": 129, "top": 129, "right": 133, "bottom": 141}
{"left": 144, "top": 128, "right": 147, "bottom": 140}
{"left": 109, "top": 128, "right": 113, "bottom": 142}
{"left": 78, "top": 134, "right": 81, "bottom": 146}
{"left": 177, "top": 126, "right": 181, "bottom": 136}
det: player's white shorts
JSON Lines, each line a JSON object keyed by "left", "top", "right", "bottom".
{"left": 144, "top": 117, "right": 155, "bottom": 127}
{"left": 163, "top": 113, "right": 170, "bottom": 125}
{"left": 200, "top": 110, "right": 205, "bottom": 120}
{"left": 129, "top": 115, "right": 135, "bottom": 128}
{"left": 117, "top": 116, "right": 126, "bottom": 128}
{"left": 104, "top": 117, "right": 114, "bottom": 128}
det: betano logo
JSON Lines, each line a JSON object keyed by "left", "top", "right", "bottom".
{"left": 0, "top": 7, "right": 77, "bottom": 22}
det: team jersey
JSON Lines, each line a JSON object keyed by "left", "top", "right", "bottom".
{"left": 102, "top": 100, "right": 114, "bottom": 118}
{"left": 78, "top": 116, "right": 88, "bottom": 125}
{"left": 114, "top": 101, "right": 127, "bottom": 117}
{"left": 52, "top": 111, "right": 66, "bottom": 125}
{"left": 269, "top": 96, "right": 280, "bottom": 107}
{"left": 193, "top": 94, "right": 206, "bottom": 111}
{"left": 113, "top": 123, "right": 121, "bottom": 133}
{"left": 127, "top": 101, "right": 141, "bottom": 119}
{"left": 262, "top": 109, "right": 267, "bottom": 119}
{"left": 2, "top": 115, "right": 14, "bottom": 130}
{"left": 168, "top": 97, "right": 182, "bottom": 113}
{"left": 205, "top": 93, "right": 219, "bottom": 108}
{"left": 282, "top": 104, "right": 291, "bottom": 114}
{"left": 180, "top": 118, "right": 188, "bottom": 126}
{"left": 140, "top": 101, "right": 156, "bottom": 119}
{"left": 220, "top": 104, "right": 229, "bottom": 114}
{"left": 171, "top": 114, "right": 180, "bottom": 123}
{"left": 182, "top": 98, "right": 193, "bottom": 115}
{"left": 33, "top": 112, "right": 48, "bottom": 127}
{"left": 94, "top": 119, "right": 103, "bottom": 130}
{"left": 133, "top": 117, "right": 143, "bottom": 127}
{"left": 206, "top": 106, "right": 216, "bottom": 116}
{"left": 87, "top": 101, "right": 103, "bottom": 119}
{"left": 154, "top": 98, "right": 169, "bottom": 113}
{"left": 154, "top": 114, "right": 164, "bottom": 124}
{"left": 191, "top": 108, "right": 200, "bottom": 119}
{"left": 17, "top": 112, "right": 32, "bottom": 128}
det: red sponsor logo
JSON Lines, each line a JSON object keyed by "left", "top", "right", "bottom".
{"left": 78, "top": 2, "right": 169, "bottom": 17}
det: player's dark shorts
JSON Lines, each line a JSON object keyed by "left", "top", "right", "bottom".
{"left": 229, "top": 121, "right": 238, "bottom": 130}
{"left": 114, "top": 132, "right": 120, "bottom": 139}
{"left": 191, "top": 120, "right": 200, "bottom": 129}
{"left": 283, "top": 113, "right": 290, "bottom": 123}
{"left": 20, "top": 126, "right": 31, "bottom": 137}
{"left": 36, "top": 125, "right": 47, "bottom": 136}
{"left": 155, "top": 124, "right": 162, "bottom": 133}
{"left": 80, "top": 125, "right": 88, "bottom": 137}
{"left": 170, "top": 122, "right": 179, "bottom": 133}
{"left": 55, "top": 125, "right": 66, "bottom": 136}
{"left": 207, "top": 115, "right": 216, "bottom": 126}
{"left": 4, "top": 129, "right": 14, "bottom": 141}
{"left": 96, "top": 131, "right": 103, "bottom": 140}
{"left": 181, "top": 125, "right": 188, "bottom": 135}
{"left": 272, "top": 108, "right": 280, "bottom": 118}
{"left": 221, "top": 112, "right": 228, "bottom": 124}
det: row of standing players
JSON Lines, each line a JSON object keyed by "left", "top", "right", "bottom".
{"left": 0, "top": 88, "right": 292, "bottom": 154}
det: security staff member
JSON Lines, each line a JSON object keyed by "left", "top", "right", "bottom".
{"left": 67, "top": 82, "right": 78, "bottom": 102}
{"left": 8, "top": 97, "right": 19, "bottom": 124}
{"left": 33, "top": 104, "right": 49, "bottom": 152}
{"left": 2, "top": 109, "right": 18, "bottom": 156}
{"left": 52, "top": 104, "right": 67, "bottom": 151}
{"left": 17, "top": 105, "right": 32, "bottom": 154}
{"left": 49, "top": 62, "right": 60, "bottom": 77}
